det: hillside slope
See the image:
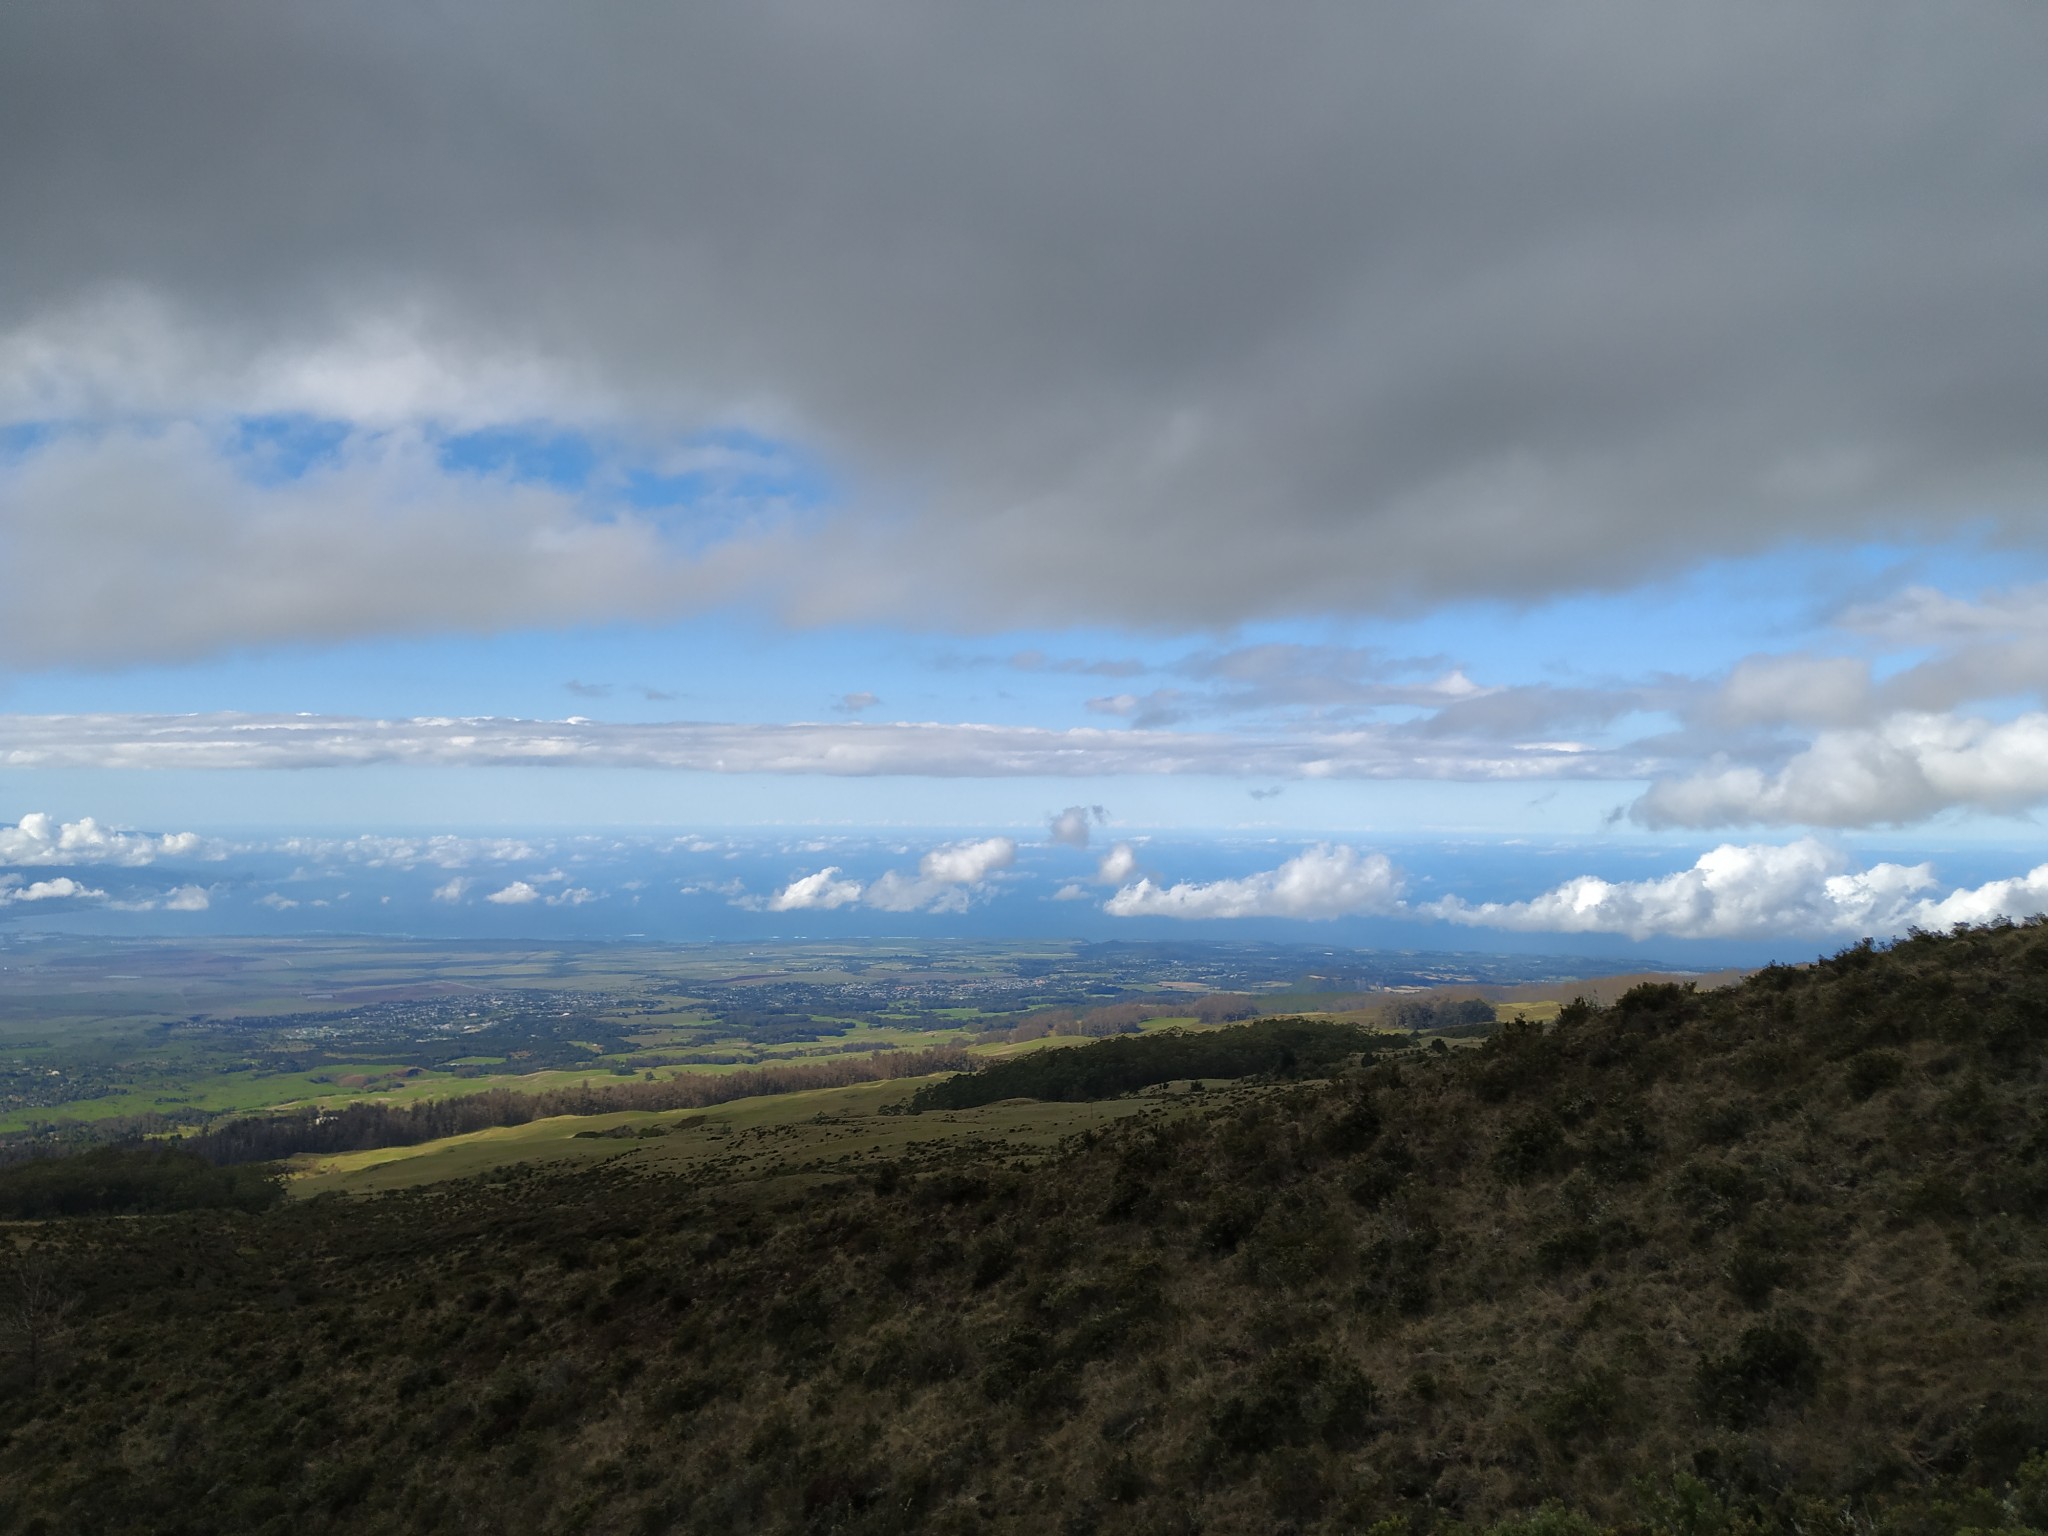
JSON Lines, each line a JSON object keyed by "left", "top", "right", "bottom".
{"left": 3, "top": 922, "right": 2047, "bottom": 1534}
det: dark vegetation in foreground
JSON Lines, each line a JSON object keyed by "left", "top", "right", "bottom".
{"left": 4, "top": 923, "right": 2048, "bottom": 1534}
{"left": 0, "top": 1145, "right": 283, "bottom": 1220}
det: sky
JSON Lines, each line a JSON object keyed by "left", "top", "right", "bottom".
{"left": 4, "top": 3, "right": 2048, "bottom": 963}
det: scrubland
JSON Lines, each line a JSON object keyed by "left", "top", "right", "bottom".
{"left": 2, "top": 923, "right": 2046, "bottom": 1535}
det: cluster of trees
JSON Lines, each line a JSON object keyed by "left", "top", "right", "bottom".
{"left": 714, "top": 1008, "right": 853, "bottom": 1044}
{"left": 187, "top": 1045, "right": 969, "bottom": 1165}
{"left": 985, "top": 992, "right": 1259, "bottom": 1044}
{"left": 1382, "top": 995, "right": 1499, "bottom": 1034}
{"left": 911, "top": 1017, "right": 1393, "bottom": 1111}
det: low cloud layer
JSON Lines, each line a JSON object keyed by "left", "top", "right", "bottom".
{"left": 17, "top": 696, "right": 2048, "bottom": 838}
{"left": 1104, "top": 844, "right": 1403, "bottom": 922}
{"left": 0, "top": 712, "right": 1653, "bottom": 781}
{"left": 14, "top": 567, "right": 2048, "bottom": 839}
{"left": 1432, "top": 839, "right": 2048, "bottom": 941}
{"left": 1634, "top": 713, "right": 2048, "bottom": 829}
{"left": 0, "top": 873, "right": 104, "bottom": 904}
{"left": 111, "top": 883, "right": 213, "bottom": 913}
{"left": 281, "top": 833, "right": 545, "bottom": 868}
{"left": 0, "top": 812, "right": 208, "bottom": 865}
{"left": 762, "top": 836, "right": 1017, "bottom": 916}
{"left": 479, "top": 879, "right": 597, "bottom": 908}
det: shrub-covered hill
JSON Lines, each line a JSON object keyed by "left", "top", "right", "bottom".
{"left": 0, "top": 1144, "right": 283, "bottom": 1220}
{"left": 4, "top": 922, "right": 2048, "bottom": 1535}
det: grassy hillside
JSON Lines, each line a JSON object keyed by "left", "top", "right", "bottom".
{"left": 3, "top": 922, "right": 2046, "bottom": 1534}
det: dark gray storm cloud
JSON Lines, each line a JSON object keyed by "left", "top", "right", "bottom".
{"left": 6, "top": 2, "right": 2047, "bottom": 636}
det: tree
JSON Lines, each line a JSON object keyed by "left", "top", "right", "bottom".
{"left": 2, "top": 1250, "right": 72, "bottom": 1393}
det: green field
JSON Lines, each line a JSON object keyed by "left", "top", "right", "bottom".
{"left": 0, "top": 934, "right": 1701, "bottom": 1149}
{"left": 286, "top": 1072, "right": 1227, "bottom": 1197}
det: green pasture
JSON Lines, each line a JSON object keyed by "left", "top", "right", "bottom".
{"left": 1, "top": 932, "right": 1616, "bottom": 1147}
{"left": 287, "top": 1073, "right": 1216, "bottom": 1197}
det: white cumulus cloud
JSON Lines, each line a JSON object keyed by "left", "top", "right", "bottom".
{"left": 0, "top": 874, "right": 105, "bottom": 904}
{"left": 1104, "top": 844, "right": 1404, "bottom": 921}
{"left": 1049, "top": 805, "right": 1105, "bottom": 848}
{"left": 863, "top": 837, "right": 1017, "bottom": 913}
{"left": 1095, "top": 842, "right": 1139, "bottom": 886}
{"left": 431, "top": 877, "right": 473, "bottom": 903}
{"left": 1429, "top": 839, "right": 2048, "bottom": 941}
{"left": 767, "top": 868, "right": 864, "bottom": 912}
{"left": 0, "top": 811, "right": 210, "bottom": 866}
{"left": 484, "top": 881, "right": 542, "bottom": 905}
{"left": 1911, "top": 865, "right": 2048, "bottom": 929}
{"left": 917, "top": 837, "right": 1016, "bottom": 885}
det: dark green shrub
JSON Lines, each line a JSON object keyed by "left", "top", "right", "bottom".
{"left": 1240, "top": 1195, "right": 1352, "bottom": 1284}
{"left": 1321, "top": 1098, "right": 1382, "bottom": 1155}
{"left": 1670, "top": 1157, "right": 1765, "bottom": 1232}
{"left": 979, "top": 1324, "right": 1052, "bottom": 1402}
{"left": 1319, "top": 1365, "right": 1379, "bottom": 1448}
{"left": 1735, "top": 1040, "right": 1805, "bottom": 1090}
{"left": 1355, "top": 1219, "right": 1441, "bottom": 1316}
{"left": 1694, "top": 1099, "right": 1756, "bottom": 1146}
{"left": 1199, "top": 1194, "right": 1265, "bottom": 1256}
{"left": 1724, "top": 1240, "right": 1793, "bottom": 1309}
{"left": 1487, "top": 1504, "right": 1613, "bottom": 1536}
{"left": 1348, "top": 1158, "right": 1410, "bottom": 1210}
{"left": 1613, "top": 981, "right": 1696, "bottom": 1022}
{"left": 1539, "top": 1368, "right": 1625, "bottom": 1448}
{"left": 1537, "top": 1217, "right": 1640, "bottom": 1274}
{"left": 1845, "top": 1049, "right": 1908, "bottom": 1101}
{"left": 969, "top": 1236, "right": 1016, "bottom": 1288}
{"left": 1495, "top": 1111, "right": 1569, "bottom": 1182}
{"left": 2014, "top": 1450, "right": 2048, "bottom": 1528}
{"left": 1696, "top": 1321, "right": 1820, "bottom": 1427}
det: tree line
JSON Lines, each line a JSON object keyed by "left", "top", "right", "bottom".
{"left": 983, "top": 992, "right": 1260, "bottom": 1044}
{"left": 186, "top": 1045, "right": 971, "bottom": 1165}
{"left": 1381, "top": 995, "right": 1498, "bottom": 1034}
{"left": 909, "top": 1018, "right": 1396, "bottom": 1112}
